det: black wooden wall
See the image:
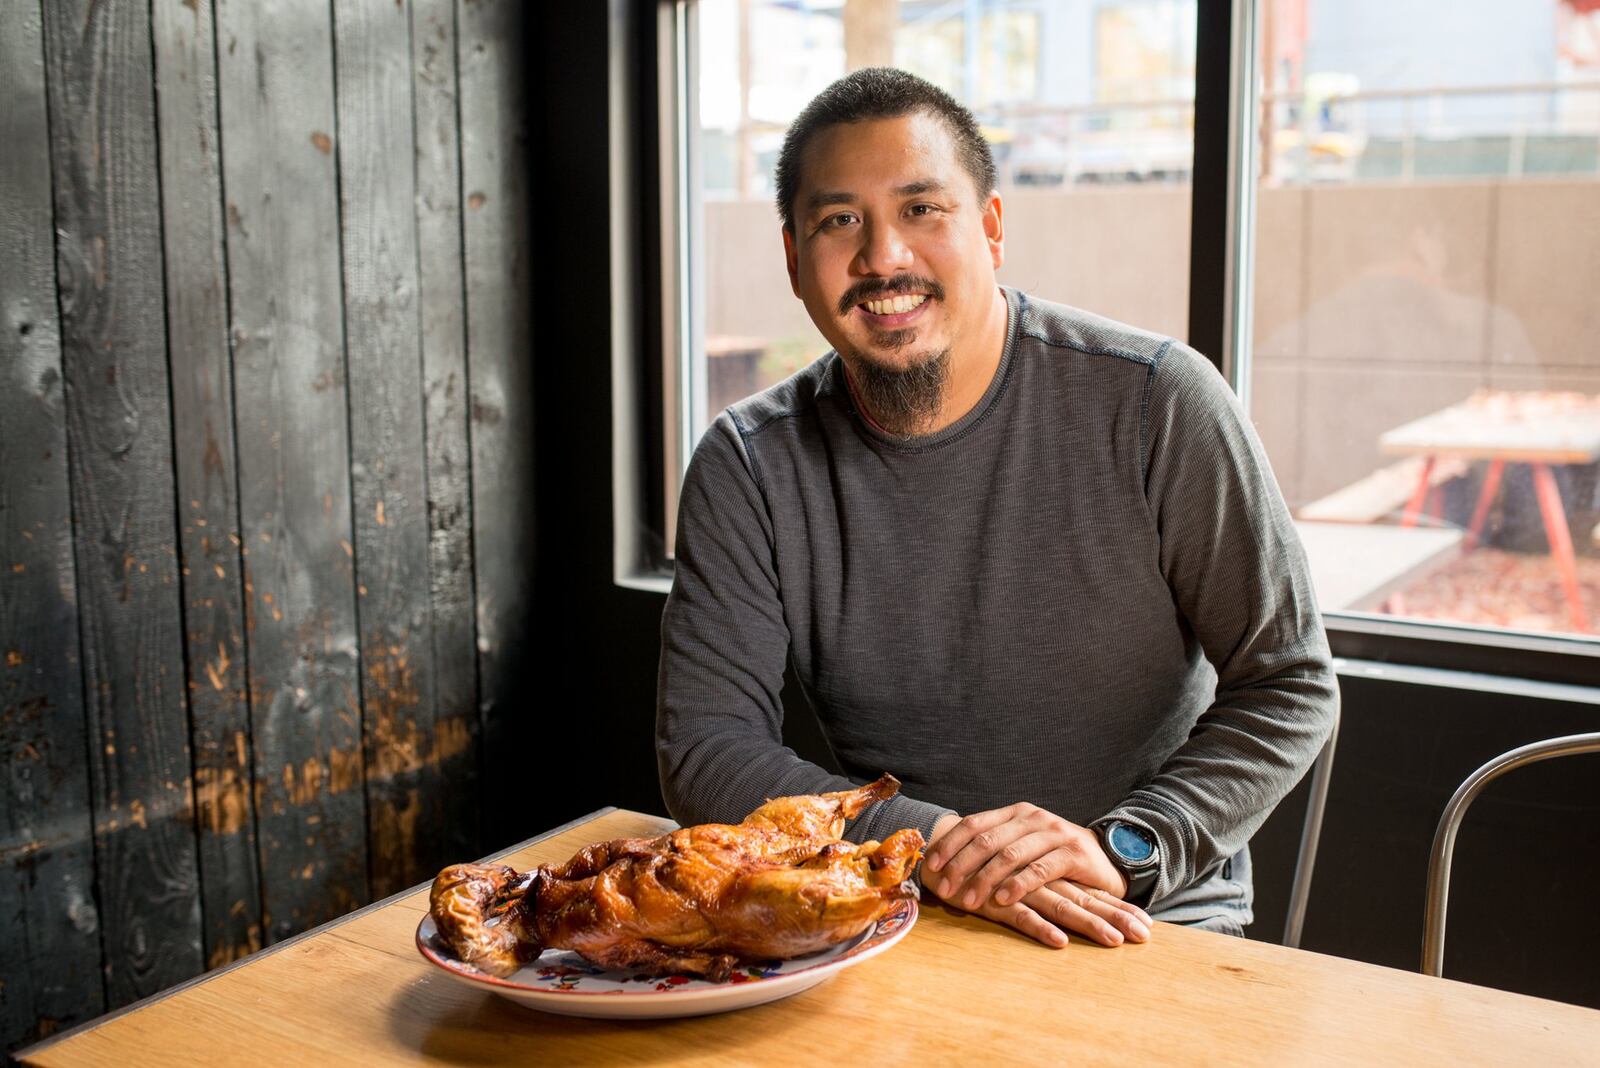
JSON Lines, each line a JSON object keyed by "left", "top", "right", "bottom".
{"left": 1, "top": 0, "right": 533, "bottom": 1051}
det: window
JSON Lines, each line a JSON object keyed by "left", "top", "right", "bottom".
{"left": 662, "top": 0, "right": 1197, "bottom": 552}
{"left": 1247, "top": 0, "right": 1600, "bottom": 643}
{"left": 642, "top": 0, "right": 1599, "bottom": 662}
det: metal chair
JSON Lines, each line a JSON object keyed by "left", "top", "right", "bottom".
{"left": 1282, "top": 705, "right": 1341, "bottom": 948}
{"left": 1421, "top": 731, "right": 1600, "bottom": 977}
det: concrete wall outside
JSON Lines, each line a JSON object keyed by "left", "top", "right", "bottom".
{"left": 705, "top": 178, "right": 1600, "bottom": 510}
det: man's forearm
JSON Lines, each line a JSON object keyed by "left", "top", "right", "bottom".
{"left": 1097, "top": 656, "right": 1338, "bottom": 905}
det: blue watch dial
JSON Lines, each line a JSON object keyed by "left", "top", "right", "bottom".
{"left": 1108, "top": 822, "right": 1155, "bottom": 864}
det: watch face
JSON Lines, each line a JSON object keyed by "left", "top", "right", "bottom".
{"left": 1108, "top": 823, "right": 1155, "bottom": 864}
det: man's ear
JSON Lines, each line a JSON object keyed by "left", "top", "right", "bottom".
{"left": 984, "top": 191, "right": 1005, "bottom": 270}
{"left": 782, "top": 226, "right": 802, "bottom": 298}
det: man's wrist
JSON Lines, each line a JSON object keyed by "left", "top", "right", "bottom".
{"left": 1092, "top": 817, "right": 1161, "bottom": 906}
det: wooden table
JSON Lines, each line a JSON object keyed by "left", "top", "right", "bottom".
{"left": 1380, "top": 389, "right": 1600, "bottom": 634}
{"left": 20, "top": 809, "right": 1600, "bottom": 1066}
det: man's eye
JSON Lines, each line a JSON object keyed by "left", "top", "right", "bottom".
{"left": 824, "top": 212, "right": 858, "bottom": 228}
{"left": 908, "top": 203, "right": 940, "bottom": 216}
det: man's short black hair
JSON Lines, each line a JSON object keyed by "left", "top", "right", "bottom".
{"left": 774, "top": 67, "right": 997, "bottom": 233}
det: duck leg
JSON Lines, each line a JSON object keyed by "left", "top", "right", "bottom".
{"left": 742, "top": 774, "right": 902, "bottom": 839}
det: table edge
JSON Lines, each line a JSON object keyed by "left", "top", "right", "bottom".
{"left": 14, "top": 806, "right": 622, "bottom": 1063}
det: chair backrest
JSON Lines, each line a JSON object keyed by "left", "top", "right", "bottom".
{"left": 1421, "top": 732, "right": 1600, "bottom": 977}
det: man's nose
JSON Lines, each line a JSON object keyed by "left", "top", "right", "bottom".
{"left": 853, "top": 219, "right": 914, "bottom": 276}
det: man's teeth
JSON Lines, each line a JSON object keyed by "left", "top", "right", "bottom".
{"left": 863, "top": 294, "right": 928, "bottom": 316}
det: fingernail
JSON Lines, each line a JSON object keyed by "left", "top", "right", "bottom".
{"left": 927, "top": 857, "right": 942, "bottom": 872}
{"left": 1130, "top": 920, "right": 1150, "bottom": 941}
{"left": 995, "top": 889, "right": 1011, "bottom": 905}
{"left": 962, "top": 890, "right": 978, "bottom": 909}
{"left": 1050, "top": 930, "right": 1069, "bottom": 948}
{"left": 937, "top": 879, "right": 951, "bottom": 898}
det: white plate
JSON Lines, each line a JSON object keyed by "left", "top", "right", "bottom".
{"left": 415, "top": 896, "right": 917, "bottom": 1019}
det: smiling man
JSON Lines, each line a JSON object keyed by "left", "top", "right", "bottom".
{"left": 657, "top": 68, "right": 1337, "bottom": 948}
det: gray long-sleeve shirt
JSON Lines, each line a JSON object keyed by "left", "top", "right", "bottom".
{"left": 656, "top": 286, "right": 1337, "bottom": 918}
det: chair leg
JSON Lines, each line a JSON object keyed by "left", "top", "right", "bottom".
{"left": 1283, "top": 705, "right": 1341, "bottom": 949}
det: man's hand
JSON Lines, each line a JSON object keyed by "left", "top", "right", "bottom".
{"left": 926, "top": 873, "right": 1152, "bottom": 948}
{"left": 923, "top": 802, "right": 1130, "bottom": 912}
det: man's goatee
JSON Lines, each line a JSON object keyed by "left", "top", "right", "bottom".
{"left": 850, "top": 346, "right": 950, "bottom": 437}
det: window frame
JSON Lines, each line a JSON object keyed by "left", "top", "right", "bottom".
{"left": 613, "top": 0, "right": 1600, "bottom": 678}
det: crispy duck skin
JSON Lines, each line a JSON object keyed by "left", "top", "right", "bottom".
{"left": 429, "top": 775, "right": 923, "bottom": 980}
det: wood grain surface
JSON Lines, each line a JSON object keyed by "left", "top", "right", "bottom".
{"left": 152, "top": 0, "right": 264, "bottom": 972}
{"left": 215, "top": 0, "right": 369, "bottom": 940}
{"left": 0, "top": 0, "right": 107, "bottom": 1044}
{"left": 409, "top": 0, "right": 483, "bottom": 874}
{"left": 22, "top": 809, "right": 1600, "bottom": 1067}
{"left": 40, "top": 0, "right": 206, "bottom": 1005}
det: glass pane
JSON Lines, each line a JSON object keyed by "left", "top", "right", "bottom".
{"left": 691, "top": 0, "right": 1197, "bottom": 440}
{"left": 1249, "top": 0, "right": 1600, "bottom": 640}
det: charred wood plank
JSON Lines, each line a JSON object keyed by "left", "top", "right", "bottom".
{"left": 411, "top": 0, "right": 482, "bottom": 869}
{"left": 152, "top": 0, "right": 264, "bottom": 971}
{"left": 457, "top": 0, "right": 534, "bottom": 849}
{"left": 332, "top": 0, "right": 453, "bottom": 896}
{"left": 214, "top": 0, "right": 368, "bottom": 941}
{"left": 0, "top": 0, "right": 106, "bottom": 1049}
{"left": 39, "top": 0, "right": 205, "bottom": 1006}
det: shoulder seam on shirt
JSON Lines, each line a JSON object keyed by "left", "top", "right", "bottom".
{"left": 1140, "top": 339, "right": 1175, "bottom": 486}
{"left": 740, "top": 388, "right": 839, "bottom": 440}
{"left": 1020, "top": 329, "right": 1164, "bottom": 367}
{"left": 737, "top": 357, "right": 844, "bottom": 440}
{"left": 727, "top": 409, "right": 767, "bottom": 491}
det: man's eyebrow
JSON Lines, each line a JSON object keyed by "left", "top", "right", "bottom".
{"left": 895, "top": 179, "right": 946, "bottom": 196}
{"left": 804, "top": 190, "right": 857, "bottom": 212}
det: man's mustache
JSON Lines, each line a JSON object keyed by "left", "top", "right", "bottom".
{"left": 837, "top": 275, "right": 946, "bottom": 317}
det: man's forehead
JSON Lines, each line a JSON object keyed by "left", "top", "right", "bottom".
{"left": 796, "top": 112, "right": 967, "bottom": 197}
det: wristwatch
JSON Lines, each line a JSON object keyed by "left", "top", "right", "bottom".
{"left": 1094, "top": 819, "right": 1160, "bottom": 905}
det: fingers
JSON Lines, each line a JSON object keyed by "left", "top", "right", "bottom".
{"left": 1044, "top": 882, "right": 1153, "bottom": 945}
{"left": 989, "top": 900, "right": 1071, "bottom": 949}
{"left": 925, "top": 814, "right": 1035, "bottom": 900}
{"left": 1027, "top": 885, "right": 1124, "bottom": 947}
{"left": 954, "top": 833, "right": 1074, "bottom": 910}
{"left": 926, "top": 804, "right": 1077, "bottom": 900}
{"left": 922, "top": 804, "right": 1024, "bottom": 875}
{"left": 1076, "top": 884, "right": 1153, "bottom": 930}
{"left": 989, "top": 842, "right": 1080, "bottom": 906}
{"left": 961, "top": 882, "right": 1154, "bottom": 951}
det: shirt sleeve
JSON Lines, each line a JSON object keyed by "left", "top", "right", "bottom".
{"left": 656, "top": 412, "right": 955, "bottom": 845}
{"left": 1098, "top": 343, "right": 1339, "bottom": 907}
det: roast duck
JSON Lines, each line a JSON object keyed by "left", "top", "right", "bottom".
{"left": 429, "top": 775, "right": 923, "bottom": 980}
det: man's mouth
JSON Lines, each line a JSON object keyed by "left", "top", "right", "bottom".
{"left": 837, "top": 275, "right": 945, "bottom": 322}
{"left": 853, "top": 292, "right": 935, "bottom": 329}
{"left": 859, "top": 293, "right": 929, "bottom": 316}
